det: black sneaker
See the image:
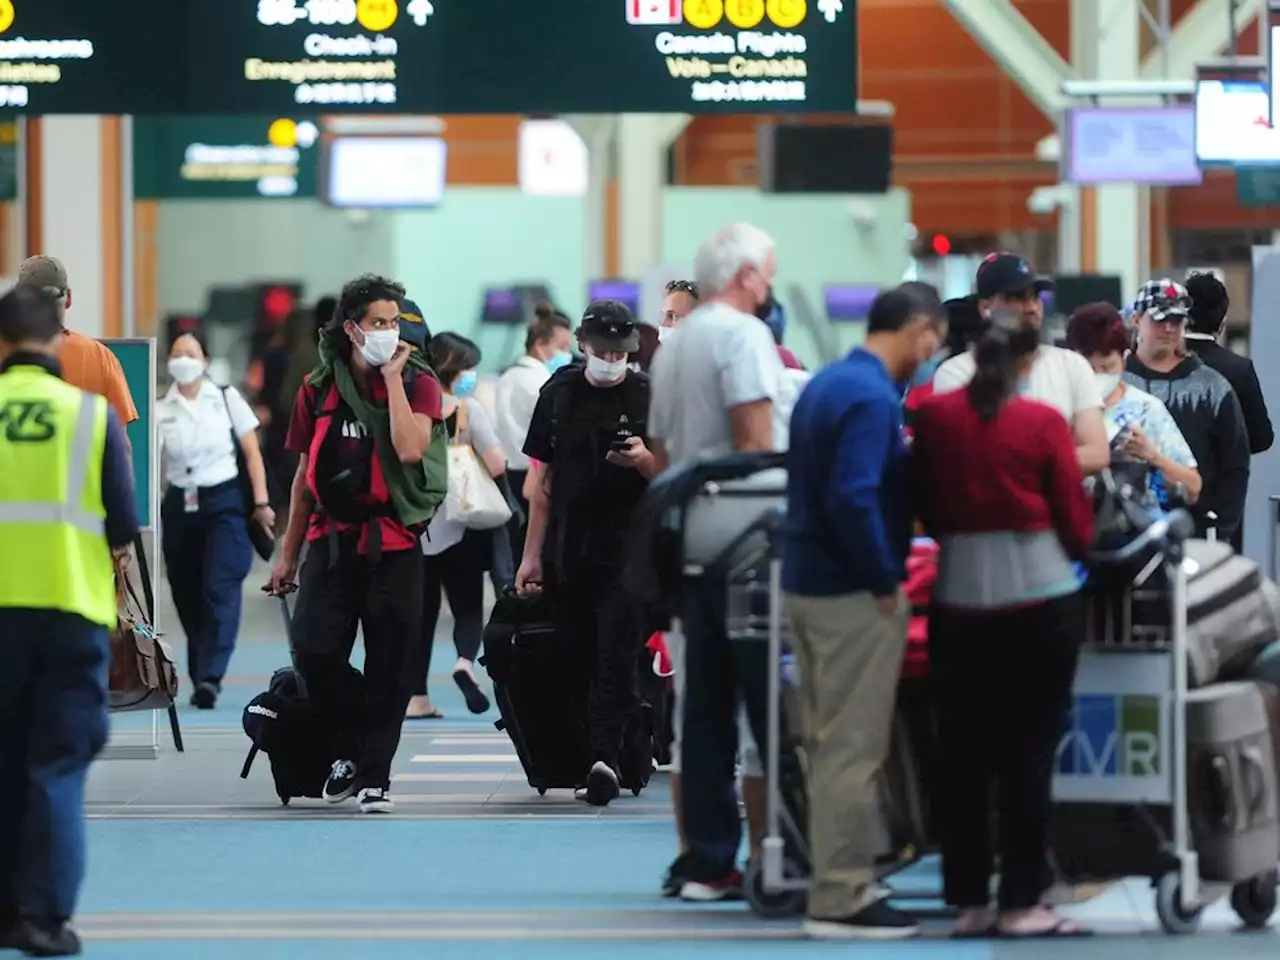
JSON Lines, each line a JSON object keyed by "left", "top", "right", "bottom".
{"left": 584, "top": 761, "right": 620, "bottom": 806}
{"left": 661, "top": 853, "right": 697, "bottom": 897}
{"left": 804, "top": 900, "right": 921, "bottom": 940}
{"left": 322, "top": 759, "right": 358, "bottom": 803}
{"left": 12, "top": 919, "right": 82, "bottom": 956}
{"left": 190, "top": 681, "right": 218, "bottom": 710}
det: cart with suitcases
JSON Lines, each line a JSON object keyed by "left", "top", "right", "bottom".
{"left": 1049, "top": 510, "right": 1280, "bottom": 933}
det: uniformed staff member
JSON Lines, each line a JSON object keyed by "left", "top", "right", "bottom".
{"left": 0, "top": 285, "right": 138, "bottom": 957}
{"left": 516, "top": 301, "right": 659, "bottom": 807}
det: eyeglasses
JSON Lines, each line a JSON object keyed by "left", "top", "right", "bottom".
{"left": 665, "top": 280, "right": 698, "bottom": 298}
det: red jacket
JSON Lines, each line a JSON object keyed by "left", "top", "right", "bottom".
{"left": 912, "top": 391, "right": 1094, "bottom": 562}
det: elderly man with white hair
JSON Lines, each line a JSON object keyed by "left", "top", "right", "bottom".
{"left": 647, "top": 222, "right": 786, "bottom": 902}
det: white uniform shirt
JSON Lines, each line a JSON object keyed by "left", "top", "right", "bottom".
{"left": 495, "top": 355, "right": 550, "bottom": 471}
{"left": 649, "top": 302, "right": 785, "bottom": 466}
{"left": 157, "top": 379, "right": 259, "bottom": 489}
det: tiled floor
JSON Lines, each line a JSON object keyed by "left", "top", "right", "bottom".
{"left": 73, "top": 567, "right": 1280, "bottom": 957}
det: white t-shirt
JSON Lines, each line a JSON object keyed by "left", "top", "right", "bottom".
{"left": 932, "top": 344, "right": 1103, "bottom": 424}
{"left": 494, "top": 355, "right": 548, "bottom": 471}
{"left": 648, "top": 302, "right": 786, "bottom": 466}
{"left": 157, "top": 379, "right": 259, "bottom": 489}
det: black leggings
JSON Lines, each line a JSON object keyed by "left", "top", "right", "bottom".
{"left": 417, "top": 537, "right": 486, "bottom": 697}
{"left": 930, "top": 593, "right": 1082, "bottom": 911}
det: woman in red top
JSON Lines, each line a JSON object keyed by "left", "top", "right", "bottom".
{"left": 913, "top": 310, "right": 1094, "bottom": 939}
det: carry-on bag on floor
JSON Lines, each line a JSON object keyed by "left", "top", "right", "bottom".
{"left": 240, "top": 594, "right": 365, "bottom": 805}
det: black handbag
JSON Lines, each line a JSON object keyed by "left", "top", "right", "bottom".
{"left": 220, "top": 386, "right": 276, "bottom": 561}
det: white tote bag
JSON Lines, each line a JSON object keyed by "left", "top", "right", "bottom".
{"left": 444, "top": 401, "right": 513, "bottom": 531}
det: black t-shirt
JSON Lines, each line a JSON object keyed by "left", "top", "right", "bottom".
{"left": 523, "top": 365, "right": 650, "bottom": 574}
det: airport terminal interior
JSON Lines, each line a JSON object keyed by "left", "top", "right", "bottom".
{"left": 11, "top": 0, "right": 1280, "bottom": 954}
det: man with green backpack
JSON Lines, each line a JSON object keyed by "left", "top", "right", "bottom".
{"left": 267, "top": 273, "right": 448, "bottom": 814}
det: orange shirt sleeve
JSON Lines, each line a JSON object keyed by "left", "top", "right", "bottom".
{"left": 97, "top": 343, "right": 139, "bottom": 425}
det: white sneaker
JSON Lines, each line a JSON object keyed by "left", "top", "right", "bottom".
{"left": 357, "top": 787, "right": 395, "bottom": 814}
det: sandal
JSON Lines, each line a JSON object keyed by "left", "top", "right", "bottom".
{"left": 405, "top": 708, "right": 445, "bottom": 720}
{"left": 998, "top": 919, "right": 1092, "bottom": 939}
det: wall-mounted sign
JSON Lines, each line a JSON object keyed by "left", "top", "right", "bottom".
{"left": 133, "top": 116, "right": 320, "bottom": 199}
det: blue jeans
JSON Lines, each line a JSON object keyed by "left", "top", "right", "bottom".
{"left": 0, "top": 610, "right": 110, "bottom": 922}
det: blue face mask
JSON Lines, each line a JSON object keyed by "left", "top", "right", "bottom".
{"left": 545, "top": 351, "right": 572, "bottom": 374}
{"left": 1016, "top": 378, "right": 1032, "bottom": 395}
{"left": 454, "top": 370, "right": 477, "bottom": 397}
{"left": 909, "top": 351, "right": 947, "bottom": 389}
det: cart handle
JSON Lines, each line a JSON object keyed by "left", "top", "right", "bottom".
{"left": 1089, "top": 509, "right": 1195, "bottom": 567}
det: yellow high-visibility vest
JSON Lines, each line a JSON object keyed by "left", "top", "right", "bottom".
{"left": 0, "top": 364, "right": 115, "bottom": 628}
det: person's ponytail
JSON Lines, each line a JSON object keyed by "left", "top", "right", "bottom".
{"left": 965, "top": 308, "right": 1040, "bottom": 421}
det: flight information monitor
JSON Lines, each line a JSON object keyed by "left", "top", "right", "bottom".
{"left": 185, "top": 0, "right": 858, "bottom": 114}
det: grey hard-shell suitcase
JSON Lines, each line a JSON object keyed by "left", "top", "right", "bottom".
{"left": 1130, "top": 540, "right": 1280, "bottom": 685}
{"left": 1186, "top": 681, "right": 1280, "bottom": 883}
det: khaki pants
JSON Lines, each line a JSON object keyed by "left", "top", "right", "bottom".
{"left": 786, "top": 591, "right": 907, "bottom": 920}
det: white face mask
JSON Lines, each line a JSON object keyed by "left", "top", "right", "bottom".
{"left": 657, "top": 327, "right": 670, "bottom": 342}
{"left": 586, "top": 353, "right": 627, "bottom": 383}
{"left": 1095, "top": 372, "right": 1122, "bottom": 399}
{"left": 168, "top": 356, "right": 205, "bottom": 385}
{"left": 357, "top": 328, "right": 400, "bottom": 367}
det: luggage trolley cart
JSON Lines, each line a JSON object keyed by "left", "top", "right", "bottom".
{"left": 718, "top": 507, "right": 811, "bottom": 918}
{"left": 1055, "top": 510, "right": 1275, "bottom": 934}
{"left": 720, "top": 508, "right": 936, "bottom": 919}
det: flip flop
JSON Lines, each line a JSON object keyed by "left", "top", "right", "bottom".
{"left": 998, "top": 920, "right": 1093, "bottom": 939}
{"left": 454, "top": 669, "right": 492, "bottom": 714}
{"left": 405, "top": 709, "right": 445, "bottom": 720}
{"left": 951, "top": 927, "right": 996, "bottom": 940}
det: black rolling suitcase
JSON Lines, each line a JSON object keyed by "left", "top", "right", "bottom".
{"left": 481, "top": 590, "right": 590, "bottom": 794}
{"left": 240, "top": 594, "right": 364, "bottom": 805}
{"left": 481, "top": 590, "right": 653, "bottom": 795}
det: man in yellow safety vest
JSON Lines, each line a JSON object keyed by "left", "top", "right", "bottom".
{"left": 0, "top": 285, "right": 138, "bottom": 957}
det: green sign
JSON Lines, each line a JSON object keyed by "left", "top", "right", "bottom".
{"left": 1236, "top": 167, "right": 1280, "bottom": 207}
{"left": 103, "top": 339, "right": 154, "bottom": 527}
{"left": 132, "top": 115, "right": 319, "bottom": 200}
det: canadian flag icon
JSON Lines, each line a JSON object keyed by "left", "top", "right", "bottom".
{"left": 627, "top": 0, "right": 682, "bottom": 24}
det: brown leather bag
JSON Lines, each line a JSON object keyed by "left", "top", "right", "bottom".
{"left": 108, "top": 563, "right": 179, "bottom": 712}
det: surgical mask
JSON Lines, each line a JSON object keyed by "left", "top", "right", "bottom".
{"left": 545, "top": 351, "right": 572, "bottom": 374}
{"left": 657, "top": 327, "right": 670, "bottom": 342}
{"left": 910, "top": 349, "right": 947, "bottom": 388}
{"left": 754, "top": 286, "right": 777, "bottom": 323}
{"left": 357, "top": 328, "right": 400, "bottom": 367}
{"left": 586, "top": 353, "right": 627, "bottom": 384}
{"left": 1095, "top": 372, "right": 1122, "bottom": 399}
{"left": 167, "top": 356, "right": 205, "bottom": 385}
{"left": 454, "top": 370, "right": 477, "bottom": 397}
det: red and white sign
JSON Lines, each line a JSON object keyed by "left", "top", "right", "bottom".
{"left": 627, "top": 0, "right": 681, "bottom": 25}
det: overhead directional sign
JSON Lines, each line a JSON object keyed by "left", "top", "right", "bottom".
{"left": 0, "top": 1, "right": 859, "bottom": 114}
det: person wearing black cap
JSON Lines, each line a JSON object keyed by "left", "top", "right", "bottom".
{"left": 933, "top": 253, "right": 1109, "bottom": 475}
{"left": 516, "top": 300, "right": 659, "bottom": 807}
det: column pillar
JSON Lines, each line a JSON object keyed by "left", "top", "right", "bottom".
{"left": 616, "top": 114, "right": 691, "bottom": 280}
{"left": 1071, "top": 0, "right": 1146, "bottom": 295}
{"left": 23, "top": 116, "right": 127, "bottom": 338}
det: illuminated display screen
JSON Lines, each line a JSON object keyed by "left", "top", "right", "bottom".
{"left": 185, "top": 0, "right": 858, "bottom": 114}
{"left": 0, "top": 0, "right": 183, "bottom": 112}
{"left": 1195, "top": 79, "right": 1280, "bottom": 165}
{"left": 1063, "top": 106, "right": 1201, "bottom": 186}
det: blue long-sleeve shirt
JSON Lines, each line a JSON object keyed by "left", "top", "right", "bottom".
{"left": 781, "top": 349, "right": 911, "bottom": 598}
{"left": 101, "top": 406, "right": 138, "bottom": 548}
